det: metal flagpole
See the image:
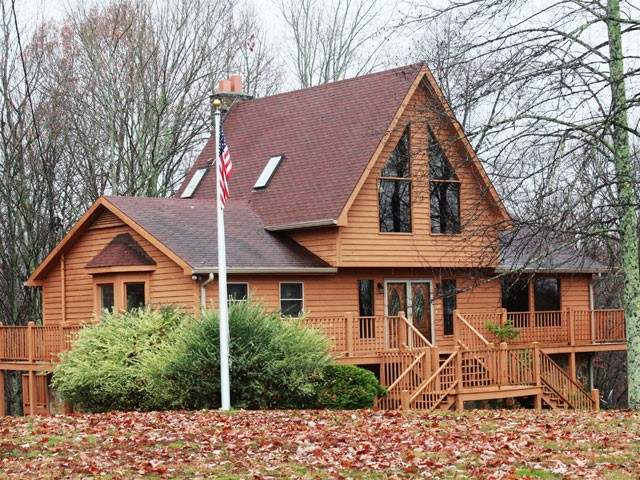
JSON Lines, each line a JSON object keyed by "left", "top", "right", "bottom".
{"left": 214, "top": 99, "right": 231, "bottom": 411}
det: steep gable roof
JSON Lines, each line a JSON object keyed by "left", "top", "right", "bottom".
{"left": 178, "top": 64, "right": 426, "bottom": 229}
{"left": 179, "top": 63, "right": 508, "bottom": 230}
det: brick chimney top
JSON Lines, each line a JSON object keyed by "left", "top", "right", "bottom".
{"left": 213, "top": 75, "right": 253, "bottom": 116}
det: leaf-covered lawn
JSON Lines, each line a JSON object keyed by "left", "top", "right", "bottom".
{"left": 1, "top": 409, "right": 639, "bottom": 479}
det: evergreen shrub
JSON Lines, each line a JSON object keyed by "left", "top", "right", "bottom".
{"left": 317, "top": 364, "right": 387, "bottom": 409}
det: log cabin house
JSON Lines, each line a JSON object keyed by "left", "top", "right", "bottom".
{"left": 1, "top": 64, "right": 626, "bottom": 415}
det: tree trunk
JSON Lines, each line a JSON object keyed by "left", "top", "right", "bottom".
{"left": 607, "top": 0, "right": 640, "bottom": 410}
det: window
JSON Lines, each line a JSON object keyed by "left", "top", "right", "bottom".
{"left": 534, "top": 278, "right": 561, "bottom": 311}
{"left": 429, "top": 130, "right": 461, "bottom": 234}
{"left": 442, "top": 279, "right": 456, "bottom": 336}
{"left": 501, "top": 278, "right": 529, "bottom": 312}
{"left": 254, "top": 155, "right": 283, "bottom": 189}
{"left": 280, "top": 282, "right": 303, "bottom": 317}
{"left": 180, "top": 168, "right": 208, "bottom": 198}
{"left": 228, "top": 283, "right": 248, "bottom": 303}
{"left": 93, "top": 273, "right": 148, "bottom": 316}
{"left": 125, "top": 283, "right": 145, "bottom": 311}
{"left": 100, "top": 283, "right": 115, "bottom": 314}
{"left": 358, "top": 280, "right": 374, "bottom": 317}
{"left": 379, "top": 127, "right": 411, "bottom": 232}
{"left": 358, "top": 280, "right": 375, "bottom": 338}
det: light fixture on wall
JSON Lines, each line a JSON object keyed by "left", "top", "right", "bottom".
{"left": 377, "top": 282, "right": 384, "bottom": 294}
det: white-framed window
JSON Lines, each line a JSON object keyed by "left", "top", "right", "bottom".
{"left": 227, "top": 283, "right": 249, "bottom": 303}
{"left": 280, "top": 282, "right": 304, "bottom": 317}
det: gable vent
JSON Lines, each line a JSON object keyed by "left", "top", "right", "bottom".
{"left": 253, "top": 155, "right": 283, "bottom": 190}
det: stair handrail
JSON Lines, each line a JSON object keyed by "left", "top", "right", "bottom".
{"left": 538, "top": 350, "right": 596, "bottom": 410}
{"left": 408, "top": 349, "right": 459, "bottom": 408}
{"left": 454, "top": 311, "right": 490, "bottom": 350}
{"left": 383, "top": 351, "right": 428, "bottom": 394}
{"left": 397, "top": 313, "right": 433, "bottom": 349}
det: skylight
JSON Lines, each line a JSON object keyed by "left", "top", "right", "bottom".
{"left": 180, "top": 168, "right": 208, "bottom": 198}
{"left": 254, "top": 155, "right": 283, "bottom": 190}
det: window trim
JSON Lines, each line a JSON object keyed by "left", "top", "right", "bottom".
{"left": 227, "top": 282, "right": 249, "bottom": 303}
{"left": 92, "top": 273, "right": 150, "bottom": 316}
{"left": 279, "top": 281, "right": 304, "bottom": 318}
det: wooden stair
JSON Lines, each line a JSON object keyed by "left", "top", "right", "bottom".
{"left": 376, "top": 313, "right": 598, "bottom": 411}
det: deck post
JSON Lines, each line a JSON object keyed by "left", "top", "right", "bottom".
{"left": 569, "top": 352, "right": 577, "bottom": 383}
{"left": 398, "top": 311, "right": 407, "bottom": 350}
{"left": 27, "top": 321, "right": 35, "bottom": 363}
{"left": 423, "top": 350, "right": 431, "bottom": 378}
{"left": 591, "top": 389, "right": 600, "bottom": 410}
{"left": 453, "top": 310, "right": 459, "bottom": 346}
{"left": 0, "top": 322, "right": 4, "bottom": 359}
{"left": 532, "top": 342, "right": 541, "bottom": 387}
{"left": 500, "top": 308, "right": 507, "bottom": 328}
{"left": 499, "top": 343, "right": 508, "bottom": 386}
{"left": 455, "top": 346, "right": 463, "bottom": 395}
{"left": 400, "top": 390, "right": 410, "bottom": 410}
{"left": 345, "top": 312, "right": 354, "bottom": 357}
{"left": 28, "top": 370, "right": 36, "bottom": 416}
{"left": 567, "top": 307, "right": 575, "bottom": 346}
{"left": 432, "top": 348, "right": 440, "bottom": 389}
{"left": 0, "top": 370, "right": 5, "bottom": 416}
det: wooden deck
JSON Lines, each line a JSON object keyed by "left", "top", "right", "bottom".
{"left": 0, "top": 308, "right": 626, "bottom": 415}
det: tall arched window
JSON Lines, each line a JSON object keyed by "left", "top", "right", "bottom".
{"left": 429, "top": 129, "right": 461, "bottom": 234}
{"left": 378, "top": 127, "right": 411, "bottom": 232}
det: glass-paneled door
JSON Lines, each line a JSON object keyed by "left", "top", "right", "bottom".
{"left": 385, "top": 280, "right": 434, "bottom": 344}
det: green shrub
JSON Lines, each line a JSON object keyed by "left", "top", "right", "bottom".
{"left": 51, "top": 306, "right": 190, "bottom": 412}
{"left": 317, "top": 364, "right": 387, "bottom": 409}
{"left": 486, "top": 319, "right": 521, "bottom": 343}
{"left": 147, "top": 300, "right": 334, "bottom": 410}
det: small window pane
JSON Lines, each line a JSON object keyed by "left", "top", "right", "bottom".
{"left": 379, "top": 179, "right": 411, "bottom": 232}
{"left": 534, "top": 278, "right": 560, "bottom": 311}
{"left": 381, "top": 128, "right": 410, "bottom": 178}
{"left": 502, "top": 278, "right": 530, "bottom": 312}
{"left": 442, "top": 279, "right": 456, "bottom": 336}
{"left": 430, "top": 182, "right": 460, "bottom": 234}
{"left": 428, "top": 130, "right": 456, "bottom": 180}
{"left": 100, "top": 283, "right": 114, "bottom": 314}
{"left": 280, "top": 283, "right": 303, "bottom": 317}
{"left": 126, "top": 283, "right": 145, "bottom": 311}
{"left": 228, "top": 283, "right": 248, "bottom": 302}
{"left": 254, "top": 155, "right": 283, "bottom": 189}
{"left": 180, "top": 168, "right": 208, "bottom": 198}
{"left": 358, "top": 280, "right": 374, "bottom": 317}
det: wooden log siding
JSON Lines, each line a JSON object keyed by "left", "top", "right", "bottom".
{"left": 337, "top": 83, "right": 503, "bottom": 269}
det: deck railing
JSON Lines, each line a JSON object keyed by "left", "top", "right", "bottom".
{"left": 461, "top": 308, "right": 625, "bottom": 346}
{"left": 0, "top": 322, "right": 83, "bottom": 363}
{"left": 304, "top": 311, "right": 431, "bottom": 358}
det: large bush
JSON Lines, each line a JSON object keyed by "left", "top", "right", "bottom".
{"left": 317, "top": 364, "right": 387, "bottom": 409}
{"left": 149, "top": 300, "right": 334, "bottom": 410}
{"left": 51, "top": 306, "right": 190, "bottom": 412}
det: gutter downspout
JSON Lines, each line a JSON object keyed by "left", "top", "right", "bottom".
{"left": 200, "top": 273, "right": 215, "bottom": 315}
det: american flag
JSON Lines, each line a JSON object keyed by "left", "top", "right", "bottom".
{"left": 218, "top": 125, "right": 232, "bottom": 208}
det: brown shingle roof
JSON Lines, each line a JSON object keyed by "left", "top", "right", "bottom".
{"left": 105, "top": 196, "right": 332, "bottom": 271}
{"left": 86, "top": 233, "right": 156, "bottom": 268}
{"left": 177, "top": 64, "right": 424, "bottom": 228}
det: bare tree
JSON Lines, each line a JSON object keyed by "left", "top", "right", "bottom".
{"left": 277, "top": 0, "right": 395, "bottom": 87}
{"left": 32, "top": 0, "right": 280, "bottom": 210}
{"left": 409, "top": 0, "right": 640, "bottom": 407}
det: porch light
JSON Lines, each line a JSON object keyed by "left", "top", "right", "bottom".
{"left": 377, "top": 282, "right": 384, "bottom": 294}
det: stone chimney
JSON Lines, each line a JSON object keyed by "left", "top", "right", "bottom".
{"left": 212, "top": 74, "right": 253, "bottom": 117}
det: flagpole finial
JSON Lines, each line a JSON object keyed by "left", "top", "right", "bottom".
{"left": 213, "top": 99, "right": 222, "bottom": 109}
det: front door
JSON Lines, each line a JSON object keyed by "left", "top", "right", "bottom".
{"left": 386, "top": 280, "right": 434, "bottom": 344}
